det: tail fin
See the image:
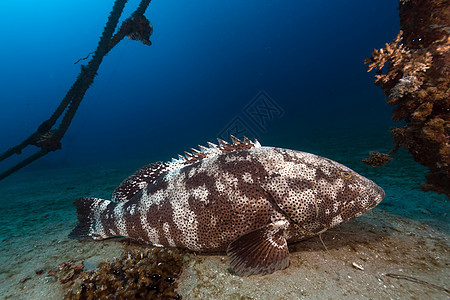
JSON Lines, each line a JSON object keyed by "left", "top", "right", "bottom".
{"left": 69, "top": 197, "right": 116, "bottom": 241}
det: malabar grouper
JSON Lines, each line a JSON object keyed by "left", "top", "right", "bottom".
{"left": 69, "top": 136, "right": 385, "bottom": 276}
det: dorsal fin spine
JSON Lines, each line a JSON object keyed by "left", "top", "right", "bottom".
{"left": 207, "top": 142, "right": 218, "bottom": 148}
{"left": 230, "top": 135, "right": 241, "bottom": 145}
{"left": 198, "top": 145, "right": 209, "bottom": 152}
{"left": 168, "top": 136, "right": 261, "bottom": 170}
{"left": 254, "top": 139, "right": 261, "bottom": 147}
{"left": 217, "top": 138, "right": 229, "bottom": 146}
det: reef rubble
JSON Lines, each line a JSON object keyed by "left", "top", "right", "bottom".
{"left": 63, "top": 248, "right": 184, "bottom": 300}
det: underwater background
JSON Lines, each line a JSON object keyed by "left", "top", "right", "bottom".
{"left": 0, "top": 0, "right": 402, "bottom": 166}
{"left": 0, "top": 0, "right": 448, "bottom": 299}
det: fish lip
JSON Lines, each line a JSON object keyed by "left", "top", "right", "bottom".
{"left": 379, "top": 187, "right": 386, "bottom": 201}
{"left": 360, "top": 175, "right": 385, "bottom": 204}
{"left": 368, "top": 184, "right": 385, "bottom": 209}
{"left": 375, "top": 183, "right": 385, "bottom": 202}
{"left": 358, "top": 174, "right": 385, "bottom": 210}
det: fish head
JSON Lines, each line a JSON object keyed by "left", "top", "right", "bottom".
{"left": 260, "top": 149, "right": 385, "bottom": 235}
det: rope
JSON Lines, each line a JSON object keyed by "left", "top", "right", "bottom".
{"left": 0, "top": 0, "right": 153, "bottom": 181}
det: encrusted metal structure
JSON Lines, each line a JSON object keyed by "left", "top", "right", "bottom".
{"left": 365, "top": 0, "right": 449, "bottom": 196}
{"left": 0, "top": 0, "right": 153, "bottom": 180}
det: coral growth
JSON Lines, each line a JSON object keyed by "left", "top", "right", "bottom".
{"left": 109, "top": 15, "right": 153, "bottom": 49}
{"left": 64, "top": 248, "right": 184, "bottom": 300}
{"left": 58, "top": 260, "right": 85, "bottom": 284}
{"left": 364, "top": 31, "right": 433, "bottom": 105}
{"left": 365, "top": 0, "right": 450, "bottom": 196}
{"left": 362, "top": 151, "right": 393, "bottom": 167}
{"left": 39, "top": 260, "right": 85, "bottom": 284}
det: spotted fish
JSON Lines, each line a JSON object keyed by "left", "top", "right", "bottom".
{"left": 69, "top": 136, "right": 385, "bottom": 276}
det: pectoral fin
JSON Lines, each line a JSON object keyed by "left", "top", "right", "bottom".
{"left": 226, "top": 221, "right": 290, "bottom": 276}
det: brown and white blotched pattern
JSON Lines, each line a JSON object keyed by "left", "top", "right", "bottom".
{"left": 70, "top": 136, "right": 385, "bottom": 276}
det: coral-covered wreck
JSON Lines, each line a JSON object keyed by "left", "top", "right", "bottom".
{"left": 365, "top": 0, "right": 449, "bottom": 196}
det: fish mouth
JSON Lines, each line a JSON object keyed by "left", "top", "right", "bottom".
{"left": 358, "top": 174, "right": 385, "bottom": 210}
{"left": 367, "top": 182, "right": 385, "bottom": 210}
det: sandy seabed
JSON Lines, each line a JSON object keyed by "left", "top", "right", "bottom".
{"left": 0, "top": 152, "right": 448, "bottom": 300}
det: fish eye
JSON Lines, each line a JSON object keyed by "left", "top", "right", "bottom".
{"left": 340, "top": 171, "right": 352, "bottom": 179}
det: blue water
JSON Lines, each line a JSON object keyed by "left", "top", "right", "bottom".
{"left": 0, "top": 0, "right": 400, "bottom": 167}
{"left": 0, "top": 1, "right": 448, "bottom": 299}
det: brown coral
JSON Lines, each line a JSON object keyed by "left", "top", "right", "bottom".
{"left": 365, "top": 0, "right": 450, "bottom": 196}
{"left": 58, "top": 260, "right": 85, "bottom": 284}
{"left": 362, "top": 151, "right": 394, "bottom": 167}
{"left": 64, "top": 248, "right": 184, "bottom": 300}
{"left": 365, "top": 31, "right": 433, "bottom": 101}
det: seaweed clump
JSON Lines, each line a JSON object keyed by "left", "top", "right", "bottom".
{"left": 64, "top": 248, "right": 184, "bottom": 300}
{"left": 364, "top": 0, "right": 450, "bottom": 196}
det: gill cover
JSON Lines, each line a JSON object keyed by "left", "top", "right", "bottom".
{"left": 261, "top": 174, "right": 318, "bottom": 226}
